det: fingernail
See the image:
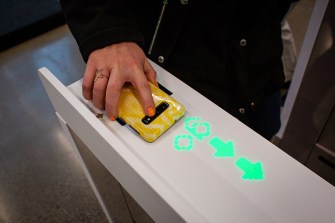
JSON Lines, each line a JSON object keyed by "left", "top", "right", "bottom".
{"left": 109, "top": 115, "right": 116, "bottom": 121}
{"left": 147, "top": 107, "right": 155, "bottom": 117}
{"left": 154, "top": 80, "right": 159, "bottom": 87}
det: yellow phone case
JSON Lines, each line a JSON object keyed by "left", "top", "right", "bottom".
{"left": 117, "top": 82, "right": 185, "bottom": 142}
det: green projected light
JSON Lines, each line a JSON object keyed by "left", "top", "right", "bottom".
{"left": 184, "top": 117, "right": 211, "bottom": 140}
{"left": 209, "top": 137, "right": 235, "bottom": 158}
{"left": 174, "top": 135, "right": 194, "bottom": 151}
{"left": 173, "top": 116, "right": 265, "bottom": 181}
{"left": 236, "top": 157, "right": 264, "bottom": 180}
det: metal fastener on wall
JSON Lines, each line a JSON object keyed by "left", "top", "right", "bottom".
{"left": 158, "top": 56, "right": 165, "bottom": 63}
{"left": 181, "top": 0, "right": 189, "bottom": 5}
{"left": 239, "top": 108, "right": 246, "bottom": 114}
{"left": 240, "top": 39, "right": 247, "bottom": 47}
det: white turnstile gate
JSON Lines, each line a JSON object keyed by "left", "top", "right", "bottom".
{"left": 39, "top": 61, "right": 335, "bottom": 223}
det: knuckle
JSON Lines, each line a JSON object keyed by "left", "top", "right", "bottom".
{"left": 138, "top": 81, "right": 150, "bottom": 90}
{"left": 89, "top": 50, "right": 99, "bottom": 60}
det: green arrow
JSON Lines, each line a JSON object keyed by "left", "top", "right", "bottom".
{"left": 236, "top": 157, "right": 264, "bottom": 180}
{"left": 209, "top": 137, "right": 235, "bottom": 157}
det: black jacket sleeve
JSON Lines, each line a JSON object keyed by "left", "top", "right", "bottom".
{"left": 279, "top": 0, "right": 300, "bottom": 18}
{"left": 59, "top": 0, "right": 144, "bottom": 62}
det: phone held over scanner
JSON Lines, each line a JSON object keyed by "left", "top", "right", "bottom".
{"left": 117, "top": 82, "right": 185, "bottom": 143}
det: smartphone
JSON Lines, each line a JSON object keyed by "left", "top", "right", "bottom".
{"left": 117, "top": 82, "right": 185, "bottom": 142}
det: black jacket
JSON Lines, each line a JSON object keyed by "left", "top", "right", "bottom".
{"left": 60, "top": 0, "right": 295, "bottom": 120}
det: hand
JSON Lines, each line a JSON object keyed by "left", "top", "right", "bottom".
{"left": 82, "top": 42, "right": 158, "bottom": 120}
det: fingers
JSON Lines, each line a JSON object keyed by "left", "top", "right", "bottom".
{"left": 92, "top": 68, "right": 109, "bottom": 109}
{"left": 82, "top": 58, "right": 110, "bottom": 110}
{"left": 82, "top": 64, "right": 157, "bottom": 120}
{"left": 133, "top": 58, "right": 157, "bottom": 117}
{"left": 82, "top": 43, "right": 157, "bottom": 121}
{"left": 105, "top": 69, "right": 123, "bottom": 120}
{"left": 82, "top": 60, "right": 97, "bottom": 100}
{"left": 131, "top": 69, "right": 156, "bottom": 117}
{"left": 105, "top": 67, "right": 156, "bottom": 120}
{"left": 143, "top": 58, "right": 158, "bottom": 87}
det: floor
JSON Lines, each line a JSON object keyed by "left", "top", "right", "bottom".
{"left": 0, "top": 1, "right": 315, "bottom": 222}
